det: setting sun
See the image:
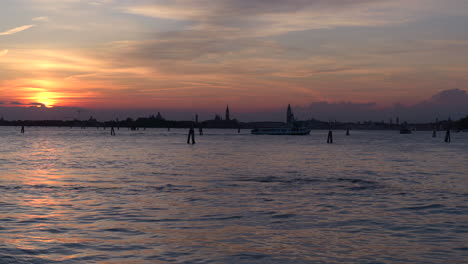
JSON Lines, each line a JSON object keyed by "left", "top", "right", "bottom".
{"left": 3, "top": 78, "right": 71, "bottom": 107}
{"left": 32, "top": 91, "right": 63, "bottom": 108}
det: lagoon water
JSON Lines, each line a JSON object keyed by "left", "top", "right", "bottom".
{"left": 0, "top": 126, "right": 467, "bottom": 263}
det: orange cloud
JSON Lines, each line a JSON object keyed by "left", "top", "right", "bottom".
{"left": 0, "top": 25, "right": 35, "bottom": 36}
{"left": 1, "top": 77, "right": 101, "bottom": 108}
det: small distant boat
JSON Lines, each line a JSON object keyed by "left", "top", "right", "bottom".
{"left": 399, "top": 128, "right": 412, "bottom": 134}
{"left": 251, "top": 127, "right": 311, "bottom": 135}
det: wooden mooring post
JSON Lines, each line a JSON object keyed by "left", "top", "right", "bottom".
{"left": 327, "top": 130, "right": 333, "bottom": 144}
{"left": 444, "top": 129, "right": 451, "bottom": 143}
{"left": 187, "top": 127, "right": 196, "bottom": 144}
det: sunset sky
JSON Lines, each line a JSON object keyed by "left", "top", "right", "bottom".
{"left": 1, "top": 0, "right": 468, "bottom": 121}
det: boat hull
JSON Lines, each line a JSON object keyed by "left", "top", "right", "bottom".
{"left": 400, "top": 128, "right": 412, "bottom": 134}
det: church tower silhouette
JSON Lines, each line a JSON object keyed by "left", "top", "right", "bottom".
{"left": 287, "top": 104, "right": 294, "bottom": 124}
{"left": 225, "top": 105, "right": 230, "bottom": 121}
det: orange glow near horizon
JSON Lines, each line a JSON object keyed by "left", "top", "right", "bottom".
{"left": 2, "top": 77, "right": 117, "bottom": 109}
{"left": 10, "top": 79, "right": 65, "bottom": 108}
{"left": 31, "top": 91, "right": 60, "bottom": 108}
{"left": 0, "top": 47, "right": 428, "bottom": 111}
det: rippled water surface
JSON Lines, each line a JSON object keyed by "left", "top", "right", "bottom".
{"left": 0, "top": 127, "right": 467, "bottom": 263}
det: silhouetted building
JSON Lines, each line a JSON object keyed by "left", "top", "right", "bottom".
{"left": 155, "top": 112, "right": 164, "bottom": 121}
{"left": 203, "top": 106, "right": 239, "bottom": 128}
{"left": 225, "top": 105, "right": 230, "bottom": 121}
{"left": 287, "top": 104, "right": 295, "bottom": 124}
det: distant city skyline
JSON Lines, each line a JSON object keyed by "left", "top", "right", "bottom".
{"left": 1, "top": 0, "right": 468, "bottom": 118}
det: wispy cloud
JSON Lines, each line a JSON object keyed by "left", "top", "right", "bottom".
{"left": 118, "top": 0, "right": 424, "bottom": 37}
{"left": 33, "top": 16, "right": 49, "bottom": 22}
{"left": 9, "top": 102, "right": 23, "bottom": 105}
{"left": 0, "top": 25, "right": 36, "bottom": 36}
{"left": 0, "top": 50, "right": 8, "bottom": 56}
{"left": 124, "top": 5, "right": 204, "bottom": 20}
